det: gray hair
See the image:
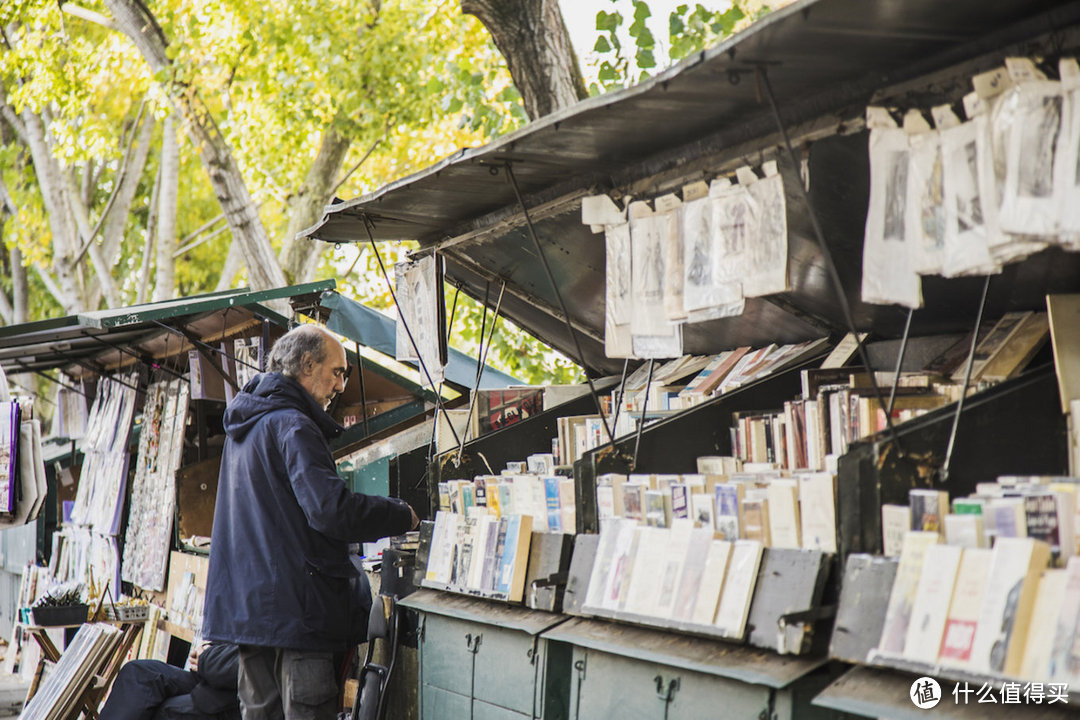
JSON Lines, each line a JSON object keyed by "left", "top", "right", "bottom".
{"left": 267, "top": 325, "right": 333, "bottom": 378}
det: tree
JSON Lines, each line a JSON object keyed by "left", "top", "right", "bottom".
{"left": 461, "top": 0, "right": 586, "bottom": 119}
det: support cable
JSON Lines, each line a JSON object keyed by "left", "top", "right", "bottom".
{"left": 886, "top": 308, "right": 915, "bottom": 417}
{"left": 456, "top": 281, "right": 506, "bottom": 465}
{"left": 606, "top": 359, "right": 630, "bottom": 453}
{"left": 755, "top": 65, "right": 903, "bottom": 456}
{"left": 504, "top": 162, "right": 616, "bottom": 446}
{"left": 361, "top": 215, "right": 461, "bottom": 449}
{"left": 631, "top": 359, "right": 655, "bottom": 471}
{"left": 942, "top": 275, "right": 991, "bottom": 482}
{"left": 426, "top": 282, "right": 462, "bottom": 469}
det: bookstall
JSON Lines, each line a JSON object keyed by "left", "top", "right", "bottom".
{"left": 302, "top": 0, "right": 1080, "bottom": 717}
{"left": 0, "top": 280, "right": 515, "bottom": 692}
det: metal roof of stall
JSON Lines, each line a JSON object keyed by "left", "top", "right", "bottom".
{"left": 301, "top": 0, "right": 1080, "bottom": 375}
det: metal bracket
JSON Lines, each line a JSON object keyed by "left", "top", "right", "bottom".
{"left": 465, "top": 632, "right": 483, "bottom": 654}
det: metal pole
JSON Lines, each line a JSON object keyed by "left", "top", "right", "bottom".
{"left": 632, "top": 359, "right": 656, "bottom": 471}
{"left": 886, "top": 308, "right": 915, "bottom": 418}
{"left": 942, "top": 275, "right": 991, "bottom": 482}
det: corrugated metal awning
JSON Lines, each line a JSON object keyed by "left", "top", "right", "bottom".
{"left": 302, "top": 0, "right": 1080, "bottom": 374}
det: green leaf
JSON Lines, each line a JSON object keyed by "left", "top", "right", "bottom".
{"left": 593, "top": 35, "right": 612, "bottom": 54}
{"left": 635, "top": 48, "right": 656, "bottom": 69}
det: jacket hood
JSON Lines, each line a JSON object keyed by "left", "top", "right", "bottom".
{"left": 223, "top": 372, "right": 344, "bottom": 442}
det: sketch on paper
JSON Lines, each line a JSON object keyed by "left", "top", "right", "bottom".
{"left": 1018, "top": 95, "right": 1061, "bottom": 199}
{"left": 395, "top": 256, "right": 444, "bottom": 387}
{"left": 743, "top": 168, "right": 789, "bottom": 297}
{"left": 883, "top": 150, "right": 908, "bottom": 242}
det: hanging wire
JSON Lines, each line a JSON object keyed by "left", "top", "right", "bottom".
{"left": 886, "top": 308, "right": 915, "bottom": 417}
{"left": 456, "top": 281, "right": 506, "bottom": 465}
{"left": 426, "top": 282, "right": 463, "bottom": 470}
{"left": 503, "top": 162, "right": 616, "bottom": 446}
{"left": 942, "top": 275, "right": 991, "bottom": 482}
{"left": 631, "top": 359, "right": 656, "bottom": 471}
{"left": 754, "top": 65, "right": 904, "bottom": 457}
{"left": 360, "top": 214, "right": 461, "bottom": 449}
{"left": 606, "top": 359, "right": 631, "bottom": 452}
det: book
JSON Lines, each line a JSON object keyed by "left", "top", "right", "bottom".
{"left": 967, "top": 537, "right": 1050, "bottom": 676}
{"left": 881, "top": 505, "right": 907, "bottom": 557}
{"left": 544, "top": 476, "right": 563, "bottom": 533}
{"left": 1050, "top": 556, "right": 1080, "bottom": 685}
{"left": 1019, "top": 568, "right": 1067, "bottom": 681}
{"left": 451, "top": 517, "right": 477, "bottom": 587}
{"left": 903, "top": 544, "right": 963, "bottom": 663}
{"left": 741, "top": 499, "right": 771, "bottom": 546}
{"left": 622, "top": 483, "right": 645, "bottom": 522}
{"left": 798, "top": 473, "right": 837, "bottom": 553}
{"left": 558, "top": 478, "right": 576, "bottom": 534}
{"left": 495, "top": 515, "right": 534, "bottom": 602}
{"left": 989, "top": 497, "right": 1028, "bottom": 539}
{"left": 690, "top": 492, "right": 716, "bottom": 533}
{"left": 670, "top": 483, "right": 690, "bottom": 521}
{"left": 644, "top": 489, "right": 668, "bottom": 528}
{"left": 978, "top": 311, "right": 1049, "bottom": 382}
{"left": 909, "top": 488, "right": 948, "bottom": 535}
{"left": 690, "top": 540, "right": 733, "bottom": 625}
{"left": 672, "top": 527, "right": 713, "bottom": 622}
{"left": 939, "top": 547, "right": 993, "bottom": 667}
{"left": 944, "top": 514, "right": 986, "bottom": 549}
{"left": 713, "top": 540, "right": 764, "bottom": 639}
{"left": 1024, "top": 491, "right": 1076, "bottom": 560}
{"left": 878, "top": 531, "right": 940, "bottom": 655}
{"left": 598, "top": 521, "right": 641, "bottom": 612}
{"left": 951, "top": 312, "right": 1029, "bottom": 384}
{"left": 624, "top": 526, "right": 669, "bottom": 617}
{"left": 714, "top": 483, "right": 744, "bottom": 541}
{"left": 655, "top": 520, "right": 694, "bottom": 619}
{"left": 583, "top": 518, "right": 632, "bottom": 611}
{"left": 766, "top": 482, "right": 801, "bottom": 549}
{"left": 1048, "top": 294, "right": 1080, "bottom": 412}
{"left": 484, "top": 516, "right": 509, "bottom": 593}
{"left": 467, "top": 516, "right": 495, "bottom": 590}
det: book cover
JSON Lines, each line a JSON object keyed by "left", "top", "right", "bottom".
{"left": 909, "top": 488, "right": 949, "bottom": 534}
{"left": 939, "top": 547, "right": 993, "bottom": 666}
{"left": 741, "top": 499, "right": 771, "bottom": 546}
{"left": 714, "top": 482, "right": 744, "bottom": 541}
{"left": 881, "top": 504, "right": 910, "bottom": 557}
{"left": 487, "top": 481, "right": 502, "bottom": 519}
{"left": 672, "top": 527, "right": 713, "bottom": 622}
{"left": 544, "top": 476, "right": 563, "bottom": 533}
{"left": 944, "top": 514, "right": 986, "bottom": 549}
{"left": 990, "top": 497, "right": 1028, "bottom": 539}
{"left": 690, "top": 540, "right": 733, "bottom": 626}
{"left": 655, "top": 520, "right": 694, "bottom": 619}
{"left": 495, "top": 515, "right": 534, "bottom": 602}
{"left": 979, "top": 311, "right": 1049, "bottom": 382}
{"left": 583, "top": 518, "right": 632, "bottom": 611}
{"left": 670, "top": 483, "right": 690, "bottom": 521}
{"left": 624, "top": 526, "right": 670, "bottom": 618}
{"left": 903, "top": 544, "right": 963, "bottom": 663}
{"left": 497, "top": 482, "right": 513, "bottom": 517}
{"left": 600, "top": 521, "right": 642, "bottom": 612}
{"left": 1048, "top": 294, "right": 1080, "bottom": 412}
{"left": 1019, "top": 568, "right": 1067, "bottom": 681}
{"left": 596, "top": 485, "right": 616, "bottom": 522}
{"left": 952, "top": 311, "right": 1029, "bottom": 383}
{"left": 798, "top": 472, "right": 837, "bottom": 553}
{"left": 690, "top": 492, "right": 716, "bottom": 533}
{"left": 559, "top": 478, "right": 576, "bottom": 535}
{"left": 713, "top": 540, "right": 764, "bottom": 639}
{"left": 1049, "top": 556, "right": 1080, "bottom": 685}
{"left": 622, "top": 483, "right": 645, "bottom": 522}
{"left": 968, "top": 537, "right": 1051, "bottom": 675}
{"left": 471, "top": 517, "right": 500, "bottom": 591}
{"left": 766, "top": 482, "right": 800, "bottom": 549}
{"left": 485, "top": 517, "right": 509, "bottom": 593}
{"left": 644, "top": 489, "right": 668, "bottom": 528}
{"left": 878, "top": 530, "right": 940, "bottom": 655}
{"left": 1024, "top": 492, "right": 1064, "bottom": 556}
{"left": 451, "top": 516, "right": 477, "bottom": 588}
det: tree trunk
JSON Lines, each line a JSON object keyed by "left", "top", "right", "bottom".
{"left": 103, "top": 106, "right": 156, "bottom": 266}
{"left": 153, "top": 112, "right": 178, "bottom": 301}
{"left": 104, "top": 0, "right": 288, "bottom": 292}
{"left": 215, "top": 239, "right": 244, "bottom": 292}
{"left": 460, "top": 0, "right": 587, "bottom": 119}
{"left": 12, "top": 107, "right": 84, "bottom": 312}
{"left": 279, "top": 121, "right": 351, "bottom": 284}
{"left": 11, "top": 246, "right": 27, "bottom": 325}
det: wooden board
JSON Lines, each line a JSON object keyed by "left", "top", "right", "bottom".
{"left": 829, "top": 554, "right": 898, "bottom": 665}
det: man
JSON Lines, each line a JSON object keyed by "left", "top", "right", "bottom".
{"left": 202, "top": 324, "right": 419, "bottom": 719}
{"left": 99, "top": 642, "right": 239, "bottom": 720}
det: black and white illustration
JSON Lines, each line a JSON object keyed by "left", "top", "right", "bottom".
{"left": 743, "top": 163, "right": 789, "bottom": 297}
{"left": 941, "top": 117, "right": 999, "bottom": 278}
{"left": 604, "top": 222, "right": 633, "bottom": 358}
{"left": 1000, "top": 76, "right": 1065, "bottom": 239}
{"left": 906, "top": 130, "right": 946, "bottom": 274}
{"left": 395, "top": 255, "right": 444, "bottom": 387}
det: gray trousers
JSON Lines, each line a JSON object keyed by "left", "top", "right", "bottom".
{"left": 238, "top": 646, "right": 338, "bottom": 720}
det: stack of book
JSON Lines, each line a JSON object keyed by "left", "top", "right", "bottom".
{"left": 581, "top": 517, "right": 765, "bottom": 640}
{"left": 596, "top": 458, "right": 837, "bottom": 554}
{"left": 423, "top": 511, "right": 534, "bottom": 603}
{"left": 436, "top": 454, "right": 576, "bottom": 535}
{"left": 872, "top": 527, "right": 1080, "bottom": 687}
{"left": 883, "top": 477, "right": 1080, "bottom": 563}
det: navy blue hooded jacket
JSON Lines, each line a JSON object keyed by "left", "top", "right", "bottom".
{"left": 201, "top": 372, "right": 413, "bottom": 651}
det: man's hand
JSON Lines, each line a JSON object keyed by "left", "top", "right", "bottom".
{"left": 409, "top": 505, "right": 420, "bottom": 530}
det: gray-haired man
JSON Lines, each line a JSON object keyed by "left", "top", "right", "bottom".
{"left": 203, "top": 324, "right": 418, "bottom": 719}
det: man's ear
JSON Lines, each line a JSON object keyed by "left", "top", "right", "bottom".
{"left": 300, "top": 352, "right": 315, "bottom": 376}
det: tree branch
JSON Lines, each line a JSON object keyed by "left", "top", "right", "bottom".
{"left": 60, "top": 3, "right": 117, "bottom": 30}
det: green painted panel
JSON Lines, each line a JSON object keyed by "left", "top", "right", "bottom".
{"left": 421, "top": 684, "right": 471, "bottom": 720}
{"left": 344, "top": 456, "right": 390, "bottom": 496}
{"left": 570, "top": 646, "right": 771, "bottom": 720}
{"left": 472, "top": 626, "right": 542, "bottom": 715}
{"left": 419, "top": 614, "right": 479, "bottom": 692}
{"left": 473, "top": 700, "right": 531, "bottom": 720}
